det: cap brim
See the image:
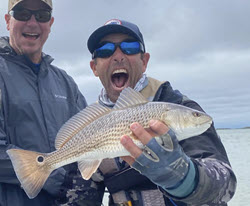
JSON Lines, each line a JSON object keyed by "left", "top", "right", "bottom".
{"left": 87, "top": 24, "right": 142, "bottom": 53}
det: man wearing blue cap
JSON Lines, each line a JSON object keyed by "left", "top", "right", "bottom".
{"left": 63, "top": 19, "right": 237, "bottom": 206}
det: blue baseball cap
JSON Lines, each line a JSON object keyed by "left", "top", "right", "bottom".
{"left": 87, "top": 19, "right": 145, "bottom": 54}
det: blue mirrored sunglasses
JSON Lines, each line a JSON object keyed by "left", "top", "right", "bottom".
{"left": 92, "top": 41, "right": 145, "bottom": 59}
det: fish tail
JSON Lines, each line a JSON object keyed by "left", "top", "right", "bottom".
{"left": 7, "top": 149, "right": 53, "bottom": 199}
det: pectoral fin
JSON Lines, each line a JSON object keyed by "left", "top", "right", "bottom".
{"left": 78, "top": 160, "right": 102, "bottom": 180}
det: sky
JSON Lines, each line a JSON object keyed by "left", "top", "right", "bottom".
{"left": 0, "top": 0, "right": 249, "bottom": 129}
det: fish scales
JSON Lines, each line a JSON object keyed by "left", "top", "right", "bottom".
{"left": 45, "top": 102, "right": 167, "bottom": 169}
{"left": 6, "top": 87, "right": 212, "bottom": 199}
{"left": 76, "top": 103, "right": 163, "bottom": 154}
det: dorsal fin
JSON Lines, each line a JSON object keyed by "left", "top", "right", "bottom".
{"left": 55, "top": 103, "right": 111, "bottom": 150}
{"left": 113, "top": 87, "right": 148, "bottom": 110}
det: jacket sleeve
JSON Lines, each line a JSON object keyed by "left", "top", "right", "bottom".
{"left": 0, "top": 115, "right": 68, "bottom": 197}
{"left": 0, "top": 84, "right": 20, "bottom": 184}
{"left": 0, "top": 139, "right": 20, "bottom": 184}
{"left": 76, "top": 88, "right": 88, "bottom": 110}
{"left": 0, "top": 78, "right": 86, "bottom": 195}
{"left": 161, "top": 98, "right": 237, "bottom": 205}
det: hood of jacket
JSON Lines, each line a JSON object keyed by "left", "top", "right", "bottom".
{"left": 0, "top": 36, "right": 16, "bottom": 56}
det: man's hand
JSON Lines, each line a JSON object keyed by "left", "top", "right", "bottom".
{"left": 121, "top": 120, "right": 168, "bottom": 165}
{"left": 120, "top": 119, "right": 195, "bottom": 194}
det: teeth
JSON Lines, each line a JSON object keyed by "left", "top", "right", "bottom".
{"left": 24, "top": 33, "right": 39, "bottom": 36}
{"left": 112, "top": 69, "right": 127, "bottom": 75}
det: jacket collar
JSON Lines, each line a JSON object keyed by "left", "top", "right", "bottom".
{"left": 0, "top": 36, "right": 54, "bottom": 74}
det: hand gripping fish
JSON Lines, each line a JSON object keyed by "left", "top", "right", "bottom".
{"left": 7, "top": 87, "right": 212, "bottom": 199}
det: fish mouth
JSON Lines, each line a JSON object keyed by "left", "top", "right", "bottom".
{"left": 22, "top": 32, "right": 40, "bottom": 40}
{"left": 204, "top": 114, "right": 213, "bottom": 126}
{"left": 111, "top": 69, "right": 129, "bottom": 90}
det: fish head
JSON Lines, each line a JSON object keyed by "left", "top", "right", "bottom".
{"left": 161, "top": 105, "right": 213, "bottom": 141}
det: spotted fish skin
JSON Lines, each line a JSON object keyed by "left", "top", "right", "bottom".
{"left": 7, "top": 87, "right": 212, "bottom": 199}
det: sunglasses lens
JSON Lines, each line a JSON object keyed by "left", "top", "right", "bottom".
{"left": 10, "top": 9, "right": 51, "bottom": 22}
{"left": 35, "top": 10, "right": 51, "bottom": 22}
{"left": 13, "top": 9, "right": 32, "bottom": 21}
{"left": 95, "top": 43, "right": 115, "bottom": 58}
{"left": 93, "top": 41, "right": 143, "bottom": 58}
{"left": 120, "top": 42, "right": 141, "bottom": 55}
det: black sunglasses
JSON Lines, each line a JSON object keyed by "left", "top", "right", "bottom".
{"left": 9, "top": 8, "right": 52, "bottom": 23}
{"left": 92, "top": 41, "right": 145, "bottom": 59}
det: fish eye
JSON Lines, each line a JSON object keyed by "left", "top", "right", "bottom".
{"left": 193, "top": 112, "right": 202, "bottom": 117}
{"left": 37, "top": 156, "right": 44, "bottom": 163}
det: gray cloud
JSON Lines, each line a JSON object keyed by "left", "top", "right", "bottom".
{"left": 1, "top": 0, "right": 250, "bottom": 128}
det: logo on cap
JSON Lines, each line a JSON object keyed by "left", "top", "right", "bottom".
{"left": 104, "top": 19, "right": 122, "bottom": 26}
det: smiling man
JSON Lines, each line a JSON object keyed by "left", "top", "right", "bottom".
{"left": 6, "top": 0, "right": 54, "bottom": 63}
{"left": 0, "top": 0, "right": 91, "bottom": 206}
{"left": 64, "top": 19, "right": 236, "bottom": 206}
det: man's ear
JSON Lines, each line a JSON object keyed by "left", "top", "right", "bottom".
{"left": 5, "top": 14, "right": 11, "bottom": 31}
{"left": 49, "top": 16, "right": 54, "bottom": 27}
{"left": 90, "top": 59, "right": 99, "bottom": 77}
{"left": 142, "top": 52, "right": 150, "bottom": 73}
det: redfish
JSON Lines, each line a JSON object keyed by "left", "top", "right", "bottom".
{"left": 7, "top": 87, "right": 212, "bottom": 198}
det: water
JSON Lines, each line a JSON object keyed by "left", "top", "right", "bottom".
{"left": 102, "top": 128, "right": 249, "bottom": 205}
{"left": 217, "top": 128, "right": 250, "bottom": 206}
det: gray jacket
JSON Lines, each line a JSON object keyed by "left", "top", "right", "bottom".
{"left": 0, "top": 37, "right": 87, "bottom": 206}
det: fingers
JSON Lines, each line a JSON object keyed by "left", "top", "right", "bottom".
{"left": 130, "top": 122, "right": 152, "bottom": 145}
{"left": 130, "top": 120, "right": 169, "bottom": 144}
{"left": 121, "top": 135, "right": 142, "bottom": 160}
{"left": 149, "top": 120, "right": 169, "bottom": 135}
{"left": 120, "top": 120, "right": 169, "bottom": 165}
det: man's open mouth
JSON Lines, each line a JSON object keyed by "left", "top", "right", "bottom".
{"left": 111, "top": 69, "right": 129, "bottom": 88}
{"left": 23, "top": 33, "right": 40, "bottom": 40}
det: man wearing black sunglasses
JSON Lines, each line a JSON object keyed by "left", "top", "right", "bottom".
{"left": 63, "top": 19, "right": 236, "bottom": 206}
{"left": 0, "top": 0, "right": 99, "bottom": 206}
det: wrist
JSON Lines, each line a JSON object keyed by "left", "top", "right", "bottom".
{"left": 165, "top": 160, "right": 197, "bottom": 197}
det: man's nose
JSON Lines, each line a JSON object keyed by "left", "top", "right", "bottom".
{"left": 26, "top": 15, "right": 38, "bottom": 25}
{"left": 112, "top": 47, "right": 125, "bottom": 62}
